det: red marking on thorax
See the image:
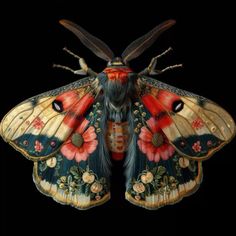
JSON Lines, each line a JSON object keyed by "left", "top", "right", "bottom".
{"left": 104, "top": 67, "right": 132, "bottom": 84}
{"left": 106, "top": 121, "right": 129, "bottom": 161}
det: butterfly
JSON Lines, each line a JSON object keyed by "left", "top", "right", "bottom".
{"left": 1, "top": 19, "right": 235, "bottom": 210}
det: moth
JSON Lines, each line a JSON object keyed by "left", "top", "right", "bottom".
{"left": 1, "top": 19, "right": 235, "bottom": 210}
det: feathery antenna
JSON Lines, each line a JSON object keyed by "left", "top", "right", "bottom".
{"left": 60, "top": 19, "right": 114, "bottom": 62}
{"left": 122, "top": 20, "right": 176, "bottom": 63}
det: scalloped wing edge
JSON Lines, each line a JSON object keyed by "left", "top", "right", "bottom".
{"left": 33, "top": 162, "right": 110, "bottom": 210}
{"left": 125, "top": 161, "right": 203, "bottom": 210}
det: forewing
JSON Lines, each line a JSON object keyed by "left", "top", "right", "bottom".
{"left": 0, "top": 77, "right": 99, "bottom": 161}
{"left": 137, "top": 76, "right": 235, "bottom": 160}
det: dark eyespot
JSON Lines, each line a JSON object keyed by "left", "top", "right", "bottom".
{"left": 52, "top": 100, "right": 63, "bottom": 112}
{"left": 172, "top": 100, "right": 184, "bottom": 113}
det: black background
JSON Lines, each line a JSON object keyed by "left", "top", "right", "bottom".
{"left": 1, "top": 1, "right": 235, "bottom": 235}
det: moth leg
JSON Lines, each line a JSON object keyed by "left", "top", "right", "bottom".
{"left": 53, "top": 47, "right": 97, "bottom": 76}
{"left": 139, "top": 47, "right": 172, "bottom": 75}
{"left": 156, "top": 64, "right": 183, "bottom": 75}
{"left": 139, "top": 47, "right": 182, "bottom": 75}
{"left": 53, "top": 64, "right": 87, "bottom": 75}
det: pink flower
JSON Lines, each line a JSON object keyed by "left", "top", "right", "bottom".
{"left": 33, "top": 117, "right": 44, "bottom": 129}
{"left": 35, "top": 140, "right": 44, "bottom": 152}
{"left": 137, "top": 117, "right": 175, "bottom": 162}
{"left": 207, "top": 140, "right": 213, "bottom": 147}
{"left": 192, "top": 141, "right": 202, "bottom": 152}
{"left": 61, "top": 118, "right": 98, "bottom": 163}
{"left": 192, "top": 118, "right": 204, "bottom": 130}
{"left": 50, "top": 141, "right": 56, "bottom": 147}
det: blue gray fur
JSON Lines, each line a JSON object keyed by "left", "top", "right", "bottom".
{"left": 124, "top": 105, "right": 137, "bottom": 187}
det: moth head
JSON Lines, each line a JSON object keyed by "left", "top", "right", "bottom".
{"left": 107, "top": 57, "right": 127, "bottom": 67}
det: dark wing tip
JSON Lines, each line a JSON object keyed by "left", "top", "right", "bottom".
{"left": 59, "top": 19, "right": 78, "bottom": 30}
{"left": 59, "top": 19, "right": 65, "bottom": 24}
{"left": 165, "top": 19, "right": 176, "bottom": 26}
{"left": 162, "top": 19, "right": 176, "bottom": 30}
{"left": 59, "top": 19, "right": 70, "bottom": 27}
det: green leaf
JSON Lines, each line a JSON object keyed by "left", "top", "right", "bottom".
{"left": 67, "top": 175, "right": 72, "bottom": 184}
{"left": 157, "top": 166, "right": 166, "bottom": 176}
{"left": 163, "top": 175, "right": 169, "bottom": 184}
{"left": 155, "top": 175, "right": 162, "bottom": 180}
{"left": 150, "top": 167, "right": 157, "bottom": 175}
{"left": 39, "top": 162, "right": 47, "bottom": 172}
{"left": 77, "top": 179, "right": 84, "bottom": 185}
{"left": 74, "top": 190, "right": 78, "bottom": 195}
{"left": 70, "top": 166, "right": 78, "bottom": 174}
{"left": 57, "top": 155, "right": 63, "bottom": 161}
{"left": 78, "top": 186, "right": 83, "bottom": 194}
{"left": 85, "top": 184, "right": 90, "bottom": 196}
{"left": 99, "top": 177, "right": 106, "bottom": 184}
{"left": 130, "top": 190, "right": 136, "bottom": 195}
{"left": 151, "top": 181, "right": 158, "bottom": 188}
{"left": 146, "top": 184, "right": 151, "bottom": 196}
{"left": 73, "top": 175, "right": 81, "bottom": 180}
{"left": 188, "top": 161, "right": 197, "bottom": 172}
{"left": 159, "top": 188, "right": 165, "bottom": 195}
{"left": 79, "top": 167, "right": 84, "bottom": 174}
{"left": 69, "top": 187, "right": 75, "bottom": 193}
{"left": 70, "top": 171, "right": 78, "bottom": 177}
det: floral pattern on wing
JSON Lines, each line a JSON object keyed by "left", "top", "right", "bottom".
{"left": 61, "top": 118, "right": 98, "bottom": 163}
{"left": 34, "top": 140, "right": 44, "bottom": 152}
{"left": 56, "top": 166, "right": 109, "bottom": 200}
{"left": 128, "top": 166, "right": 179, "bottom": 201}
{"left": 32, "top": 117, "right": 45, "bottom": 130}
{"left": 191, "top": 118, "right": 204, "bottom": 130}
{"left": 192, "top": 141, "right": 202, "bottom": 153}
{"left": 137, "top": 117, "right": 175, "bottom": 162}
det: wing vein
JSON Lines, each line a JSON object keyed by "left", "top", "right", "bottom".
{"left": 184, "top": 97, "right": 228, "bottom": 139}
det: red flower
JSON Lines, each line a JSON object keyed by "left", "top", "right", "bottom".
{"left": 192, "top": 141, "right": 202, "bottom": 152}
{"left": 137, "top": 117, "right": 175, "bottom": 162}
{"left": 61, "top": 118, "right": 98, "bottom": 163}
{"left": 33, "top": 117, "right": 44, "bottom": 130}
{"left": 191, "top": 118, "right": 204, "bottom": 130}
{"left": 35, "top": 140, "right": 44, "bottom": 152}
